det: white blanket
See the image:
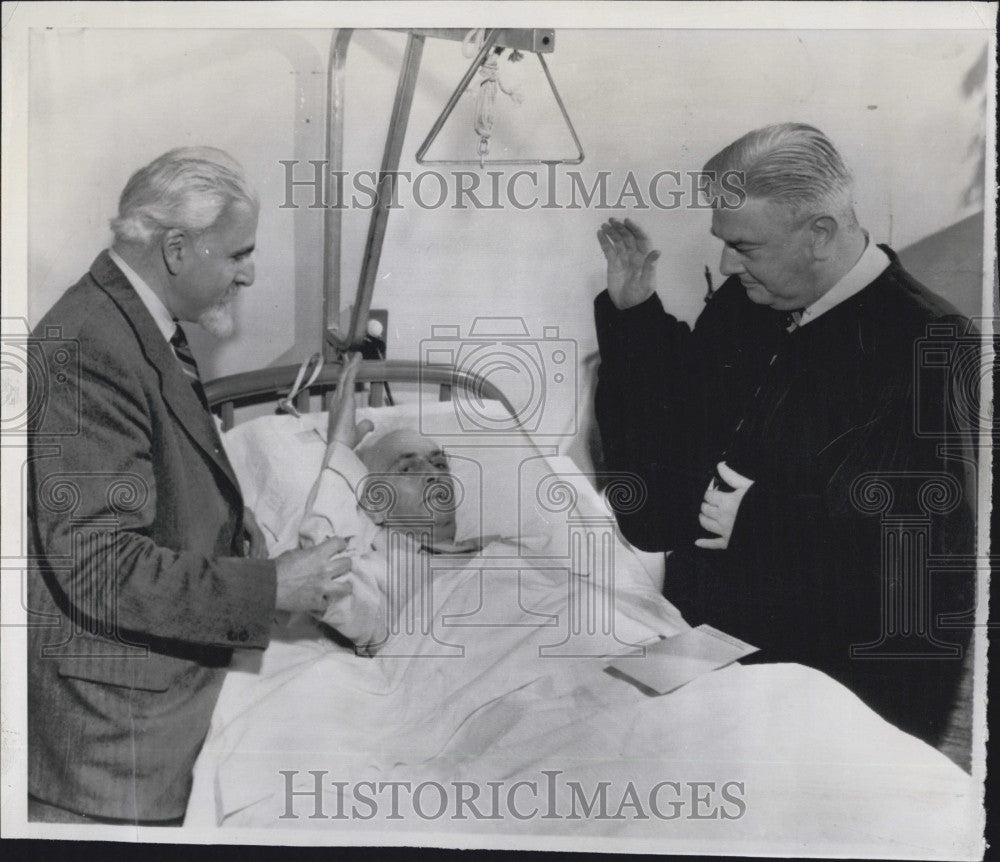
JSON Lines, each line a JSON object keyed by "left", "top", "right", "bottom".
{"left": 185, "top": 406, "right": 977, "bottom": 856}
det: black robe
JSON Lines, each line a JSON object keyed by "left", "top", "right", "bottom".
{"left": 594, "top": 246, "right": 978, "bottom": 747}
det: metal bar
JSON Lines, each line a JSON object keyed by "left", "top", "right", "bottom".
{"left": 204, "top": 360, "right": 518, "bottom": 419}
{"left": 323, "top": 29, "right": 355, "bottom": 360}
{"left": 329, "top": 31, "right": 427, "bottom": 353}
{"left": 413, "top": 29, "right": 501, "bottom": 165}
{"left": 387, "top": 28, "right": 554, "bottom": 53}
{"left": 537, "top": 52, "right": 585, "bottom": 165}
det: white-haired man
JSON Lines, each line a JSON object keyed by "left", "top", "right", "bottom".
{"left": 594, "top": 124, "right": 976, "bottom": 752}
{"left": 27, "top": 148, "right": 351, "bottom": 823}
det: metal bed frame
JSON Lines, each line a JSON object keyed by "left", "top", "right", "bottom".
{"left": 206, "top": 358, "right": 515, "bottom": 431}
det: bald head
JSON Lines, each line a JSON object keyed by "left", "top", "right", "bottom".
{"left": 357, "top": 429, "right": 457, "bottom": 540}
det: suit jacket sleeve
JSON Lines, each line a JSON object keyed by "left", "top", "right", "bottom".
{"left": 29, "top": 326, "right": 277, "bottom": 650}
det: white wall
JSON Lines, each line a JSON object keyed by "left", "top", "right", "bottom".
{"left": 29, "top": 27, "right": 990, "bottom": 453}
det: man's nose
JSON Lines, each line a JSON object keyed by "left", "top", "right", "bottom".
{"left": 235, "top": 258, "right": 255, "bottom": 287}
{"left": 719, "top": 246, "right": 744, "bottom": 277}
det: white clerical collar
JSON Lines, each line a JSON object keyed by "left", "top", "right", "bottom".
{"left": 798, "top": 234, "right": 890, "bottom": 327}
{"left": 108, "top": 248, "right": 177, "bottom": 343}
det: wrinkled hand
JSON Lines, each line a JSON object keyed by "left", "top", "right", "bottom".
{"left": 596, "top": 217, "right": 661, "bottom": 310}
{"left": 327, "top": 352, "right": 375, "bottom": 449}
{"left": 694, "top": 462, "right": 755, "bottom": 550}
{"left": 274, "top": 536, "right": 352, "bottom": 614}
{"left": 243, "top": 507, "right": 269, "bottom": 559}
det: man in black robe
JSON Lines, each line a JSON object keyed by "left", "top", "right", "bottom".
{"left": 593, "top": 123, "right": 978, "bottom": 750}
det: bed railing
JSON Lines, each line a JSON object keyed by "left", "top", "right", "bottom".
{"left": 205, "top": 358, "right": 517, "bottom": 431}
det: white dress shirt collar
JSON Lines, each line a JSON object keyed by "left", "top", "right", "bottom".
{"left": 108, "top": 248, "right": 177, "bottom": 343}
{"left": 798, "top": 234, "right": 890, "bottom": 327}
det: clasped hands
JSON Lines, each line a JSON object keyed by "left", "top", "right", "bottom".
{"left": 694, "top": 462, "right": 754, "bottom": 550}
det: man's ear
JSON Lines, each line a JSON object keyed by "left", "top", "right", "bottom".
{"left": 161, "top": 228, "right": 187, "bottom": 275}
{"left": 809, "top": 215, "right": 838, "bottom": 261}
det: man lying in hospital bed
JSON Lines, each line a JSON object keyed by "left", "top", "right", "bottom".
{"left": 229, "top": 354, "right": 682, "bottom": 653}
{"left": 186, "top": 360, "right": 975, "bottom": 854}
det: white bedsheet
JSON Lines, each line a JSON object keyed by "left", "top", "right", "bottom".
{"left": 186, "top": 405, "right": 978, "bottom": 856}
{"left": 187, "top": 607, "right": 976, "bottom": 854}
{"left": 189, "top": 644, "right": 976, "bottom": 855}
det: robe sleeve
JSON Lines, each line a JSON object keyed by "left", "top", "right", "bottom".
{"left": 593, "top": 288, "right": 719, "bottom": 551}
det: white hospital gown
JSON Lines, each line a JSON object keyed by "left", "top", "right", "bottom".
{"left": 298, "top": 437, "right": 400, "bottom": 649}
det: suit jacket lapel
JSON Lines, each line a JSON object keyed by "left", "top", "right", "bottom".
{"left": 89, "top": 251, "right": 243, "bottom": 495}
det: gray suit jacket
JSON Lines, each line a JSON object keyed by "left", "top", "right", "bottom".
{"left": 27, "top": 251, "right": 277, "bottom": 820}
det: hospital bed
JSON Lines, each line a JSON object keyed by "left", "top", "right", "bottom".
{"left": 185, "top": 29, "right": 976, "bottom": 854}
{"left": 182, "top": 365, "right": 977, "bottom": 856}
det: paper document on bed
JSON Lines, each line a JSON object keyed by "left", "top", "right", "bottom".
{"left": 606, "top": 624, "right": 758, "bottom": 695}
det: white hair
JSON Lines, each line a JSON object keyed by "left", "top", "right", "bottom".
{"left": 703, "top": 123, "right": 855, "bottom": 217}
{"left": 110, "top": 146, "right": 258, "bottom": 246}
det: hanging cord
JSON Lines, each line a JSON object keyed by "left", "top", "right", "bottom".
{"left": 462, "top": 31, "right": 524, "bottom": 167}
{"left": 474, "top": 51, "right": 524, "bottom": 167}
{"left": 278, "top": 352, "right": 324, "bottom": 417}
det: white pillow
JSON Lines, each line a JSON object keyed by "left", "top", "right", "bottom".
{"left": 221, "top": 400, "right": 540, "bottom": 545}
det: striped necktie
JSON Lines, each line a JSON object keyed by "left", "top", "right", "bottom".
{"left": 170, "top": 323, "right": 209, "bottom": 408}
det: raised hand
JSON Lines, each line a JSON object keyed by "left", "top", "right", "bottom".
{"left": 596, "top": 217, "right": 661, "bottom": 310}
{"left": 327, "top": 352, "right": 375, "bottom": 449}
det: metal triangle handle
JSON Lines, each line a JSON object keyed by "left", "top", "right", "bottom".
{"left": 415, "top": 30, "right": 584, "bottom": 166}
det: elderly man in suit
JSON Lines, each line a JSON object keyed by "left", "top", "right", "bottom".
{"left": 27, "top": 147, "right": 352, "bottom": 824}
{"left": 594, "top": 124, "right": 977, "bottom": 753}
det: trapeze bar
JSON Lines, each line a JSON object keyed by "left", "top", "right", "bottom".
{"left": 415, "top": 46, "right": 584, "bottom": 167}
